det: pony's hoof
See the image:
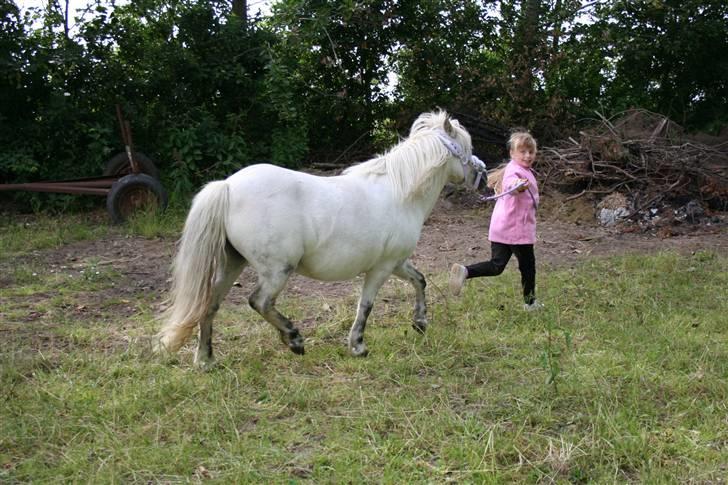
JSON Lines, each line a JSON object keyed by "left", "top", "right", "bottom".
{"left": 194, "top": 357, "right": 216, "bottom": 371}
{"left": 350, "top": 344, "right": 369, "bottom": 357}
{"left": 289, "top": 344, "right": 305, "bottom": 355}
{"left": 412, "top": 320, "right": 427, "bottom": 334}
{"left": 151, "top": 335, "right": 168, "bottom": 355}
{"left": 133, "top": 336, "right": 155, "bottom": 359}
{"left": 287, "top": 330, "right": 305, "bottom": 355}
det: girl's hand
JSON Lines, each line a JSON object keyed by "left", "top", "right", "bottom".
{"left": 515, "top": 178, "right": 529, "bottom": 192}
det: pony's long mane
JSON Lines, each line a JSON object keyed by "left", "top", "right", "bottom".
{"left": 343, "top": 111, "right": 472, "bottom": 201}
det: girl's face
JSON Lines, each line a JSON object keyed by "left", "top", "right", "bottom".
{"left": 511, "top": 145, "right": 536, "bottom": 168}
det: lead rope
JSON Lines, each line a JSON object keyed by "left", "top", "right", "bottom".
{"left": 481, "top": 182, "right": 539, "bottom": 216}
{"left": 480, "top": 180, "right": 527, "bottom": 202}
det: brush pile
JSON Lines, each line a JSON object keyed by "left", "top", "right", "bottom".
{"left": 539, "top": 110, "right": 728, "bottom": 217}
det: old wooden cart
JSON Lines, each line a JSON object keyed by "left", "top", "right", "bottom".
{"left": 0, "top": 107, "right": 168, "bottom": 223}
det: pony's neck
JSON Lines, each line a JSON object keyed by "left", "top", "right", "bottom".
{"left": 404, "top": 167, "right": 450, "bottom": 222}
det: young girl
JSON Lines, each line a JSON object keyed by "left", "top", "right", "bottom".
{"left": 449, "top": 131, "right": 543, "bottom": 311}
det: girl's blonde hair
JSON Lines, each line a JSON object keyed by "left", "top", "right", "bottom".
{"left": 488, "top": 130, "right": 537, "bottom": 194}
{"left": 507, "top": 131, "right": 537, "bottom": 153}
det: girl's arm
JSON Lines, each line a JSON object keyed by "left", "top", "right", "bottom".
{"left": 480, "top": 173, "right": 528, "bottom": 202}
{"left": 502, "top": 168, "right": 529, "bottom": 193}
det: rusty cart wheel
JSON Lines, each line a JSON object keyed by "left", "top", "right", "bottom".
{"left": 107, "top": 173, "right": 168, "bottom": 224}
{"left": 103, "top": 151, "right": 160, "bottom": 179}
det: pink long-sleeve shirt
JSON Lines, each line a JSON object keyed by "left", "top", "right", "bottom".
{"left": 488, "top": 160, "right": 540, "bottom": 245}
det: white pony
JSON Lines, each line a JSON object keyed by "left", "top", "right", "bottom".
{"left": 154, "top": 110, "right": 485, "bottom": 368}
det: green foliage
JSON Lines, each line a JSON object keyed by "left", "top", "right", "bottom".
{"left": 599, "top": 0, "right": 728, "bottom": 130}
{"left": 371, "top": 117, "right": 399, "bottom": 151}
{"left": 1, "top": 0, "right": 726, "bottom": 213}
{"left": 0, "top": 149, "right": 40, "bottom": 178}
{"left": 394, "top": 1, "right": 492, "bottom": 112}
{"left": 269, "top": 0, "right": 399, "bottom": 158}
{"left": 1, "top": 0, "right": 313, "bottom": 204}
{"left": 161, "top": 110, "right": 251, "bottom": 196}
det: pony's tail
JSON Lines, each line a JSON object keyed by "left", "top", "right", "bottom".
{"left": 487, "top": 164, "right": 507, "bottom": 195}
{"left": 154, "top": 180, "right": 230, "bottom": 354}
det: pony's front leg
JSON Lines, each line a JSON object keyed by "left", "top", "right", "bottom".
{"left": 349, "top": 269, "right": 391, "bottom": 357}
{"left": 393, "top": 260, "right": 428, "bottom": 333}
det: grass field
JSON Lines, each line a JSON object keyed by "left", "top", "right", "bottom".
{"left": 1, "top": 214, "right": 727, "bottom": 483}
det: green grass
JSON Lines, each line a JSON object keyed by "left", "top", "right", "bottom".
{"left": 0, "top": 206, "right": 187, "bottom": 261}
{"left": 123, "top": 202, "right": 189, "bottom": 239}
{"left": 1, "top": 220, "right": 727, "bottom": 482}
{"left": 0, "top": 212, "right": 111, "bottom": 258}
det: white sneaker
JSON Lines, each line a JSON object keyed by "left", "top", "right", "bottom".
{"left": 449, "top": 264, "right": 468, "bottom": 296}
{"left": 523, "top": 300, "right": 544, "bottom": 312}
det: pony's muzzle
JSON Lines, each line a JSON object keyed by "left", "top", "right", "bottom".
{"left": 468, "top": 155, "right": 488, "bottom": 192}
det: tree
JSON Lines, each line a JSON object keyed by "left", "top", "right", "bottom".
{"left": 601, "top": 0, "right": 728, "bottom": 129}
{"left": 232, "top": 0, "right": 246, "bottom": 20}
{"left": 269, "top": 0, "right": 401, "bottom": 160}
{"left": 393, "top": 0, "right": 491, "bottom": 114}
{"left": 3, "top": 0, "right": 727, "bottom": 207}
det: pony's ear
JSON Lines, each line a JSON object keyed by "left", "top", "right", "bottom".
{"left": 444, "top": 117, "right": 455, "bottom": 137}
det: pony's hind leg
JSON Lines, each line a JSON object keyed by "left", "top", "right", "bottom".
{"left": 195, "top": 244, "right": 246, "bottom": 369}
{"left": 393, "top": 260, "right": 428, "bottom": 333}
{"left": 248, "top": 265, "right": 304, "bottom": 355}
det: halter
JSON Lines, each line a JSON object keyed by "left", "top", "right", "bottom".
{"left": 434, "top": 129, "right": 487, "bottom": 190}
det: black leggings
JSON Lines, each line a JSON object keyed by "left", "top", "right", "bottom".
{"left": 465, "top": 242, "right": 536, "bottom": 304}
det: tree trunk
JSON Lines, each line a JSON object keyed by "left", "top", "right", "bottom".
{"left": 551, "top": 0, "right": 562, "bottom": 51}
{"left": 232, "top": 0, "right": 247, "bottom": 24}
{"left": 511, "top": 0, "right": 544, "bottom": 123}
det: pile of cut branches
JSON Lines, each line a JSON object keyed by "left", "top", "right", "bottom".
{"left": 539, "top": 110, "right": 728, "bottom": 212}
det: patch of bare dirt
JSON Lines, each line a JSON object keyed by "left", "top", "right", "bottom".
{"left": 422, "top": 189, "right": 727, "bottom": 272}
{"left": 2, "top": 191, "right": 726, "bottom": 342}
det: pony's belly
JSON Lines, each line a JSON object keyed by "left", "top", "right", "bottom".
{"left": 295, "top": 266, "right": 360, "bottom": 282}
{"left": 295, "top": 257, "right": 367, "bottom": 281}
{"left": 295, "top": 244, "right": 412, "bottom": 281}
